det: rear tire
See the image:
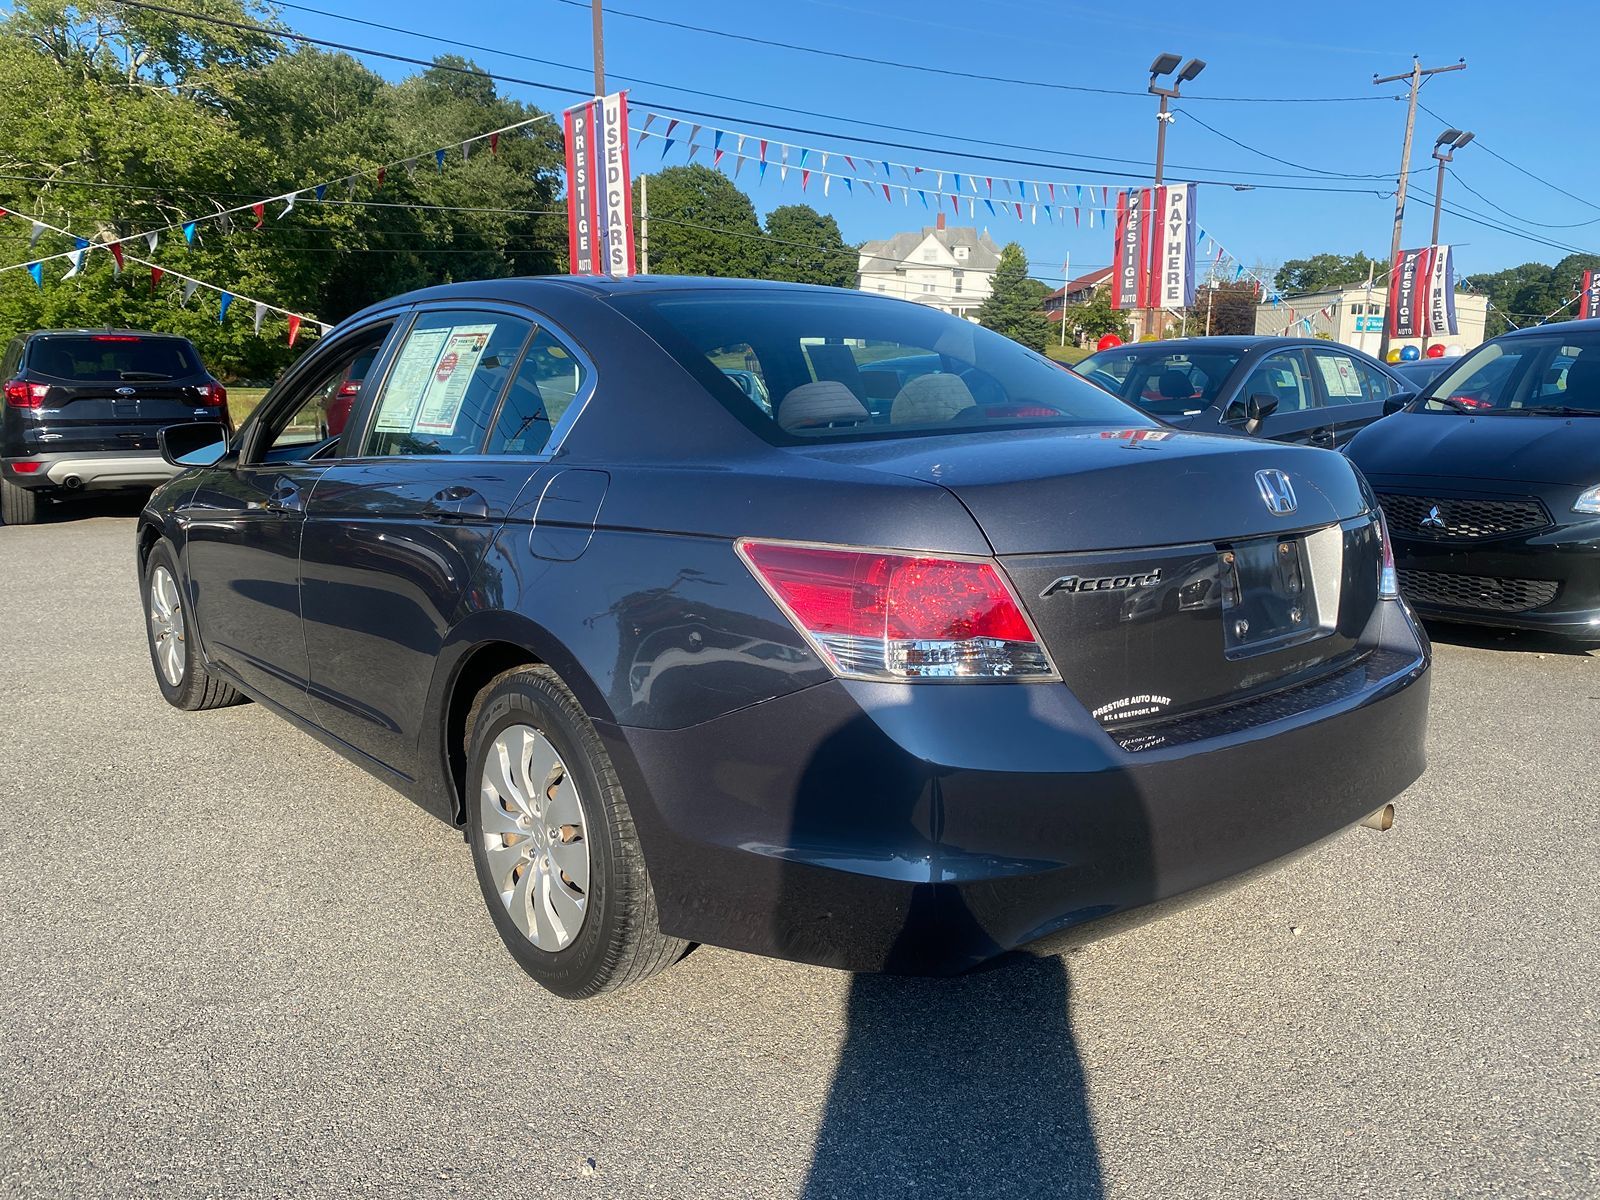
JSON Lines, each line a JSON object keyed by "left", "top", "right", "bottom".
{"left": 141, "top": 540, "right": 246, "bottom": 711}
{"left": 1, "top": 477, "right": 39, "bottom": 525}
{"left": 465, "top": 666, "right": 687, "bottom": 998}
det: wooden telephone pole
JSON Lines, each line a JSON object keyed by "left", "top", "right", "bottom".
{"left": 1373, "top": 57, "right": 1465, "bottom": 361}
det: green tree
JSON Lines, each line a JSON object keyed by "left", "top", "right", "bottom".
{"left": 1062, "top": 288, "right": 1130, "bottom": 344}
{"left": 634, "top": 165, "right": 764, "bottom": 277}
{"left": 1461, "top": 254, "right": 1600, "bottom": 336}
{"left": 1274, "top": 252, "right": 1387, "bottom": 294}
{"left": 0, "top": 1, "right": 565, "bottom": 379}
{"left": 762, "top": 204, "right": 853, "bottom": 287}
{"left": 976, "top": 242, "right": 1050, "bottom": 351}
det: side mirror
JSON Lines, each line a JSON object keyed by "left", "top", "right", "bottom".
{"left": 1229, "top": 392, "right": 1279, "bottom": 435}
{"left": 1382, "top": 391, "right": 1418, "bottom": 416}
{"left": 159, "top": 421, "right": 229, "bottom": 468}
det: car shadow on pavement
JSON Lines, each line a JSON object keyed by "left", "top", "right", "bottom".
{"left": 1422, "top": 618, "right": 1598, "bottom": 657}
{"left": 802, "top": 952, "right": 1103, "bottom": 1200}
{"left": 3, "top": 491, "right": 146, "bottom": 526}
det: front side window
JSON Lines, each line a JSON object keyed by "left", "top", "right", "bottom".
{"left": 362, "top": 310, "right": 531, "bottom": 456}
{"left": 486, "top": 327, "right": 592, "bottom": 454}
{"left": 1238, "top": 351, "right": 1315, "bottom": 416}
{"left": 613, "top": 291, "right": 1145, "bottom": 442}
{"left": 254, "top": 324, "right": 393, "bottom": 461}
{"left": 1423, "top": 332, "right": 1600, "bottom": 415}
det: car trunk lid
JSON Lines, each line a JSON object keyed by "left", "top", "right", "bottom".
{"left": 794, "top": 426, "right": 1385, "bottom": 729}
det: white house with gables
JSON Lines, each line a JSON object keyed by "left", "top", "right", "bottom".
{"left": 855, "top": 214, "right": 1002, "bottom": 320}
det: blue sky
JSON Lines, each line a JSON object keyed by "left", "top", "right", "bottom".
{"left": 286, "top": 0, "right": 1600, "bottom": 288}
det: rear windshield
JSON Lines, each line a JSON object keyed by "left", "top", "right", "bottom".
{"left": 28, "top": 335, "right": 203, "bottom": 382}
{"left": 1075, "top": 346, "right": 1245, "bottom": 417}
{"left": 611, "top": 291, "right": 1147, "bottom": 442}
{"left": 1422, "top": 331, "right": 1600, "bottom": 415}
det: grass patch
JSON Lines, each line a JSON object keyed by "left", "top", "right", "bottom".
{"left": 1043, "top": 344, "right": 1092, "bottom": 365}
{"left": 228, "top": 387, "right": 268, "bottom": 426}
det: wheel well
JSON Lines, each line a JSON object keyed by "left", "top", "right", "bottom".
{"left": 136, "top": 522, "right": 162, "bottom": 571}
{"left": 445, "top": 641, "right": 544, "bottom": 823}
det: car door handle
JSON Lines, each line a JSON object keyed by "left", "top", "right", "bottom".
{"left": 266, "top": 480, "right": 304, "bottom": 513}
{"left": 423, "top": 486, "right": 490, "bottom": 521}
{"left": 1310, "top": 426, "right": 1336, "bottom": 446}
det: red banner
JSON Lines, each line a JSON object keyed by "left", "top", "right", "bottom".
{"left": 564, "top": 101, "right": 601, "bottom": 275}
{"left": 1387, "top": 247, "right": 1429, "bottom": 338}
{"left": 1582, "top": 270, "right": 1600, "bottom": 320}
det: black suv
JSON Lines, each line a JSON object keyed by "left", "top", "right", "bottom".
{"left": 1, "top": 329, "right": 229, "bottom": 524}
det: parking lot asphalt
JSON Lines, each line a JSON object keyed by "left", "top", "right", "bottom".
{"left": 1, "top": 507, "right": 1596, "bottom": 1199}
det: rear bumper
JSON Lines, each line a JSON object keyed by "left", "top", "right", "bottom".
{"left": 601, "top": 603, "right": 1430, "bottom": 974}
{"left": 3, "top": 452, "right": 178, "bottom": 491}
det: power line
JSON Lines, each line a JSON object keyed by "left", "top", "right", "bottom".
{"left": 1418, "top": 100, "right": 1600, "bottom": 217}
{"left": 1173, "top": 107, "right": 1394, "bottom": 180}
{"left": 547, "top": 0, "right": 1392, "bottom": 105}
{"left": 275, "top": 0, "right": 1387, "bottom": 185}
{"left": 1445, "top": 167, "right": 1600, "bottom": 231}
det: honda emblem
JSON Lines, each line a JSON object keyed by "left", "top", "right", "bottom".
{"left": 1255, "top": 469, "right": 1297, "bottom": 516}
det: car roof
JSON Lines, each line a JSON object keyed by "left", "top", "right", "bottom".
{"left": 25, "top": 328, "right": 191, "bottom": 340}
{"left": 1093, "top": 336, "right": 1320, "bottom": 353}
{"left": 1499, "top": 316, "right": 1600, "bottom": 339}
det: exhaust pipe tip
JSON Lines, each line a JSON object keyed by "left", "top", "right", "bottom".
{"left": 1360, "top": 803, "right": 1395, "bottom": 832}
{"left": 62, "top": 475, "right": 82, "bottom": 490}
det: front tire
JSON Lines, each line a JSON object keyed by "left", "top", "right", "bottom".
{"left": 141, "top": 541, "right": 245, "bottom": 711}
{"left": 465, "top": 666, "right": 686, "bottom": 998}
{"left": 1, "top": 477, "right": 39, "bottom": 525}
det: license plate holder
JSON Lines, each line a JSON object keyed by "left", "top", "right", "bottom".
{"left": 1219, "top": 534, "right": 1320, "bottom": 657}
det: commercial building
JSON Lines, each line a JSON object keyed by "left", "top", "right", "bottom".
{"left": 1254, "top": 284, "right": 1488, "bottom": 357}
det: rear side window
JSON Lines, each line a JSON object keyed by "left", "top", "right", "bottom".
{"left": 362, "top": 311, "right": 531, "bottom": 456}
{"left": 28, "top": 335, "right": 201, "bottom": 382}
{"left": 1309, "top": 348, "right": 1395, "bottom": 405}
{"left": 486, "top": 327, "right": 591, "bottom": 455}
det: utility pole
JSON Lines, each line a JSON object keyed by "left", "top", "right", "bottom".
{"left": 1374, "top": 57, "right": 1465, "bottom": 361}
{"left": 1059, "top": 251, "right": 1069, "bottom": 348}
{"left": 639, "top": 173, "right": 650, "bottom": 274}
{"left": 1146, "top": 53, "right": 1205, "bottom": 341}
{"left": 591, "top": 0, "right": 605, "bottom": 96}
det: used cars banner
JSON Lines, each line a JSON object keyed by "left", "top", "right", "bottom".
{"left": 564, "top": 93, "right": 636, "bottom": 277}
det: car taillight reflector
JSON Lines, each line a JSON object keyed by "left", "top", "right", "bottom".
{"left": 4, "top": 380, "right": 47, "bottom": 408}
{"left": 736, "top": 539, "right": 1057, "bottom": 681}
{"left": 11, "top": 461, "right": 41, "bottom": 473}
{"left": 198, "top": 381, "right": 228, "bottom": 407}
{"left": 1376, "top": 510, "right": 1399, "bottom": 599}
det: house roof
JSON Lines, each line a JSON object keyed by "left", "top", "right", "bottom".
{"left": 858, "top": 225, "right": 1002, "bottom": 274}
{"left": 1045, "top": 267, "right": 1114, "bottom": 301}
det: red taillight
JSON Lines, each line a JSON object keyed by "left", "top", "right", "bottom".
{"left": 198, "top": 381, "right": 228, "bottom": 408}
{"left": 1376, "top": 510, "right": 1400, "bottom": 599}
{"left": 11, "top": 460, "right": 41, "bottom": 474}
{"left": 4, "top": 379, "right": 47, "bottom": 408}
{"left": 736, "top": 539, "right": 1056, "bottom": 680}
{"left": 91, "top": 334, "right": 141, "bottom": 342}
{"left": 337, "top": 380, "right": 361, "bottom": 398}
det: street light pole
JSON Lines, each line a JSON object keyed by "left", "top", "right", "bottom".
{"left": 1147, "top": 53, "right": 1205, "bottom": 341}
{"left": 1373, "top": 57, "right": 1465, "bottom": 361}
{"left": 1423, "top": 128, "right": 1473, "bottom": 355}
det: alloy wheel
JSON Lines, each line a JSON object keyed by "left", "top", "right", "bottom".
{"left": 148, "top": 565, "right": 186, "bottom": 687}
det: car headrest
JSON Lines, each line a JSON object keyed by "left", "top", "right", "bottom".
{"left": 1562, "top": 355, "right": 1600, "bottom": 408}
{"left": 777, "top": 381, "right": 870, "bottom": 432}
{"left": 890, "top": 373, "right": 976, "bottom": 424}
{"left": 1157, "top": 369, "right": 1193, "bottom": 400}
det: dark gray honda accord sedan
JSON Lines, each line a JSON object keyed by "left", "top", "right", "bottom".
{"left": 137, "top": 277, "right": 1430, "bottom": 998}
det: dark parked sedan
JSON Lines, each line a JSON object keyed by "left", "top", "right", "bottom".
{"left": 1075, "top": 336, "right": 1406, "bottom": 448}
{"left": 138, "top": 277, "right": 1429, "bottom": 997}
{"left": 1347, "top": 320, "right": 1600, "bottom": 640}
